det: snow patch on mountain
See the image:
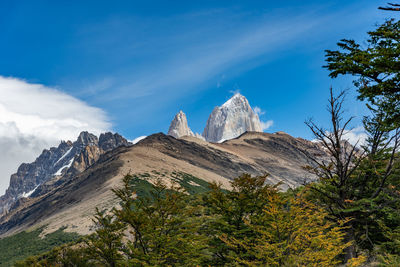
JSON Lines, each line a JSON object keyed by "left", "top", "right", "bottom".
{"left": 22, "top": 185, "right": 39, "bottom": 198}
{"left": 54, "top": 147, "right": 73, "bottom": 166}
{"left": 54, "top": 157, "right": 74, "bottom": 176}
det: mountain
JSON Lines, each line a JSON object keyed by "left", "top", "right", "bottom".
{"left": 203, "top": 93, "right": 262, "bottom": 142}
{"left": 0, "top": 132, "right": 130, "bottom": 215}
{"left": 167, "top": 111, "right": 194, "bottom": 138}
{"left": 0, "top": 131, "right": 325, "bottom": 236}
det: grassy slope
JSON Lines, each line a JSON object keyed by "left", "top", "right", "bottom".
{"left": 0, "top": 227, "right": 80, "bottom": 267}
{"left": 132, "top": 171, "right": 211, "bottom": 197}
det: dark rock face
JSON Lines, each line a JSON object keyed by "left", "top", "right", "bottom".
{"left": 99, "top": 132, "right": 130, "bottom": 152}
{"left": 0, "top": 132, "right": 130, "bottom": 214}
{"left": 0, "top": 145, "right": 128, "bottom": 235}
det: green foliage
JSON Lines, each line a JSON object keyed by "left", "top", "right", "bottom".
{"left": 172, "top": 171, "right": 211, "bottom": 195}
{"left": 84, "top": 208, "right": 125, "bottom": 267}
{"left": 15, "top": 173, "right": 351, "bottom": 266}
{"left": 0, "top": 226, "right": 79, "bottom": 266}
{"left": 14, "top": 244, "right": 91, "bottom": 267}
{"left": 325, "top": 19, "right": 400, "bottom": 128}
{"left": 377, "top": 253, "right": 400, "bottom": 266}
{"left": 222, "top": 190, "right": 349, "bottom": 266}
{"left": 201, "top": 174, "right": 274, "bottom": 265}
{"left": 112, "top": 174, "right": 210, "bottom": 266}
{"left": 304, "top": 83, "right": 400, "bottom": 264}
{"left": 128, "top": 174, "right": 158, "bottom": 199}
{"left": 128, "top": 172, "right": 210, "bottom": 198}
{"left": 202, "top": 174, "right": 349, "bottom": 266}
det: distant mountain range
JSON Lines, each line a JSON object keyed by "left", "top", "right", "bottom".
{"left": 168, "top": 93, "right": 263, "bottom": 142}
{"left": 0, "top": 132, "right": 130, "bottom": 215}
{"left": 0, "top": 93, "right": 326, "bottom": 237}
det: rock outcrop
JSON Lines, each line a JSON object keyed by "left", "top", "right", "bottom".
{"left": 0, "top": 131, "right": 130, "bottom": 214}
{"left": 202, "top": 93, "right": 262, "bottom": 142}
{"left": 167, "top": 111, "right": 194, "bottom": 138}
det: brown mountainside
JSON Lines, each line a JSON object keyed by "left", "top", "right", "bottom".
{"left": 0, "top": 131, "right": 323, "bottom": 236}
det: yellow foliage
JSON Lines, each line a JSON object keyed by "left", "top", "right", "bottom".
{"left": 222, "top": 188, "right": 350, "bottom": 266}
{"left": 346, "top": 254, "right": 367, "bottom": 267}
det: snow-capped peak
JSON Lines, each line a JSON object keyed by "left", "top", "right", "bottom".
{"left": 222, "top": 93, "right": 246, "bottom": 108}
{"left": 202, "top": 94, "right": 262, "bottom": 142}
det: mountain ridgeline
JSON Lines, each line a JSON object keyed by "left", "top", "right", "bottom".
{"left": 0, "top": 93, "right": 326, "bottom": 240}
{"left": 0, "top": 132, "right": 130, "bottom": 215}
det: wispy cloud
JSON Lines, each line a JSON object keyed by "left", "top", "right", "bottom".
{"left": 63, "top": 4, "right": 381, "bottom": 137}
{"left": 253, "top": 106, "right": 272, "bottom": 131}
{"left": 76, "top": 8, "right": 335, "bottom": 106}
{"left": 254, "top": 106, "right": 265, "bottom": 116}
{"left": 261, "top": 120, "right": 274, "bottom": 131}
{"left": 0, "top": 76, "right": 110, "bottom": 194}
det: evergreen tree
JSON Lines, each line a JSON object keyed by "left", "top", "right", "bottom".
{"left": 201, "top": 174, "right": 273, "bottom": 265}
{"left": 324, "top": 19, "right": 400, "bottom": 128}
{"left": 112, "top": 175, "right": 210, "bottom": 266}
{"left": 85, "top": 208, "right": 125, "bottom": 267}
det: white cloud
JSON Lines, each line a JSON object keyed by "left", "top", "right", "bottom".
{"left": 313, "top": 126, "right": 368, "bottom": 147}
{"left": 130, "top": 136, "right": 147, "bottom": 144}
{"left": 343, "top": 126, "right": 368, "bottom": 147}
{"left": 253, "top": 106, "right": 272, "bottom": 131}
{"left": 228, "top": 89, "right": 241, "bottom": 96}
{"left": 254, "top": 106, "right": 265, "bottom": 116}
{"left": 0, "top": 76, "right": 110, "bottom": 195}
{"left": 260, "top": 120, "right": 274, "bottom": 131}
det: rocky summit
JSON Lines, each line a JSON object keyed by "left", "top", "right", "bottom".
{"left": 0, "top": 131, "right": 130, "bottom": 215}
{"left": 202, "top": 93, "right": 262, "bottom": 142}
{"left": 167, "top": 111, "right": 194, "bottom": 138}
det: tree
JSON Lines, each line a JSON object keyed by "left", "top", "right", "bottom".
{"left": 221, "top": 188, "right": 349, "bottom": 266}
{"left": 324, "top": 19, "right": 400, "bottom": 128}
{"left": 304, "top": 88, "right": 400, "bottom": 262}
{"left": 323, "top": 16, "right": 400, "bottom": 262}
{"left": 85, "top": 208, "right": 125, "bottom": 267}
{"left": 112, "top": 174, "right": 209, "bottom": 266}
{"left": 201, "top": 174, "right": 274, "bottom": 265}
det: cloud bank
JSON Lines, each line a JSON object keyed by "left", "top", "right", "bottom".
{"left": 0, "top": 76, "right": 110, "bottom": 194}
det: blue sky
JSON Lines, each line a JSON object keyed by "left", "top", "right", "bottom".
{"left": 0, "top": 1, "right": 395, "bottom": 141}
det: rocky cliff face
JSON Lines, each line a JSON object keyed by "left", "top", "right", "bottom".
{"left": 167, "top": 111, "right": 194, "bottom": 138}
{"left": 0, "top": 131, "right": 130, "bottom": 214}
{"left": 202, "top": 93, "right": 262, "bottom": 142}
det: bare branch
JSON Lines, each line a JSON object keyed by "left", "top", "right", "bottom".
{"left": 371, "top": 128, "right": 400, "bottom": 198}
{"left": 379, "top": 6, "right": 400, "bottom": 11}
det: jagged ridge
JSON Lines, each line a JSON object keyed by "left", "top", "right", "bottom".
{"left": 0, "top": 132, "right": 130, "bottom": 214}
